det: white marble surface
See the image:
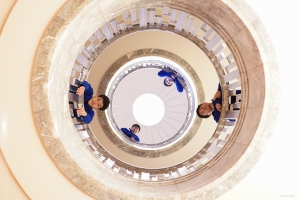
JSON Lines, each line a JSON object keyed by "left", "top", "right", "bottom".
{"left": 33, "top": 0, "right": 281, "bottom": 199}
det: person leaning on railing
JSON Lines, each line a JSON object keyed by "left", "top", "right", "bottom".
{"left": 157, "top": 65, "right": 186, "bottom": 93}
{"left": 120, "top": 124, "right": 141, "bottom": 142}
{"left": 73, "top": 81, "right": 110, "bottom": 124}
{"left": 196, "top": 83, "right": 241, "bottom": 123}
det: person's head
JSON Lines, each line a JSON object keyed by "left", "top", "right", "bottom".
{"left": 131, "top": 124, "right": 141, "bottom": 134}
{"left": 196, "top": 103, "right": 212, "bottom": 118}
{"left": 88, "top": 95, "right": 110, "bottom": 110}
{"left": 98, "top": 95, "right": 110, "bottom": 111}
{"left": 164, "top": 77, "right": 174, "bottom": 87}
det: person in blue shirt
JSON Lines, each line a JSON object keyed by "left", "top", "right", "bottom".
{"left": 157, "top": 66, "right": 186, "bottom": 93}
{"left": 196, "top": 83, "right": 241, "bottom": 123}
{"left": 120, "top": 124, "right": 141, "bottom": 142}
{"left": 73, "top": 81, "right": 110, "bottom": 124}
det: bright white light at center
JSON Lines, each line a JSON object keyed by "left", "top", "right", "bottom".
{"left": 133, "top": 94, "right": 165, "bottom": 126}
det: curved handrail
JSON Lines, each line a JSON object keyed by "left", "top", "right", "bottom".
{"left": 68, "top": 7, "right": 242, "bottom": 182}
{"left": 106, "top": 61, "right": 196, "bottom": 149}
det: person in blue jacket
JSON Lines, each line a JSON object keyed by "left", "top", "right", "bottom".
{"left": 120, "top": 124, "right": 141, "bottom": 142}
{"left": 73, "top": 81, "right": 110, "bottom": 124}
{"left": 157, "top": 66, "right": 186, "bottom": 93}
{"left": 196, "top": 83, "right": 241, "bottom": 123}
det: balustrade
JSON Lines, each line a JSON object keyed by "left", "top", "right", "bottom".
{"left": 67, "top": 7, "right": 242, "bottom": 182}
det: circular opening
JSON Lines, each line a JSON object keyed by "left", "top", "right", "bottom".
{"left": 107, "top": 56, "right": 199, "bottom": 148}
{"left": 133, "top": 93, "right": 165, "bottom": 126}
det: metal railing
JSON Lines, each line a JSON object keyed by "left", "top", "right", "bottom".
{"left": 106, "top": 61, "right": 195, "bottom": 148}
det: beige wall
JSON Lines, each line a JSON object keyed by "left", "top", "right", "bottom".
{"left": 0, "top": 0, "right": 93, "bottom": 199}
{"left": 0, "top": 149, "right": 29, "bottom": 200}
{"left": 0, "top": 0, "right": 17, "bottom": 35}
{"left": 0, "top": 0, "right": 299, "bottom": 199}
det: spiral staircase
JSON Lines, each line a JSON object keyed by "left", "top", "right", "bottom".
{"left": 1, "top": 0, "right": 299, "bottom": 200}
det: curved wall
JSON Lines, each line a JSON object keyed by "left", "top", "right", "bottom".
{"left": 31, "top": 0, "right": 276, "bottom": 198}
{"left": 0, "top": 0, "right": 93, "bottom": 199}
{"left": 0, "top": 0, "right": 293, "bottom": 200}
{"left": 0, "top": 149, "right": 29, "bottom": 199}
{"left": 0, "top": 0, "right": 17, "bottom": 35}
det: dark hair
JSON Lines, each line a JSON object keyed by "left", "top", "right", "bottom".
{"left": 98, "top": 95, "right": 110, "bottom": 111}
{"left": 132, "top": 124, "right": 141, "bottom": 132}
{"left": 196, "top": 104, "right": 210, "bottom": 118}
{"left": 164, "top": 78, "right": 172, "bottom": 87}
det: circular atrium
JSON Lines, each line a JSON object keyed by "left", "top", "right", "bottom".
{"left": 35, "top": 0, "right": 270, "bottom": 196}
{"left": 2, "top": 0, "right": 297, "bottom": 200}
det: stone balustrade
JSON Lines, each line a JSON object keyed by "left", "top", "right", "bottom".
{"left": 31, "top": 0, "right": 277, "bottom": 198}
{"left": 68, "top": 7, "right": 242, "bottom": 182}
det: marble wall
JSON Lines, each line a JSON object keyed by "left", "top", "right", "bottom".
{"left": 31, "top": 0, "right": 278, "bottom": 199}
